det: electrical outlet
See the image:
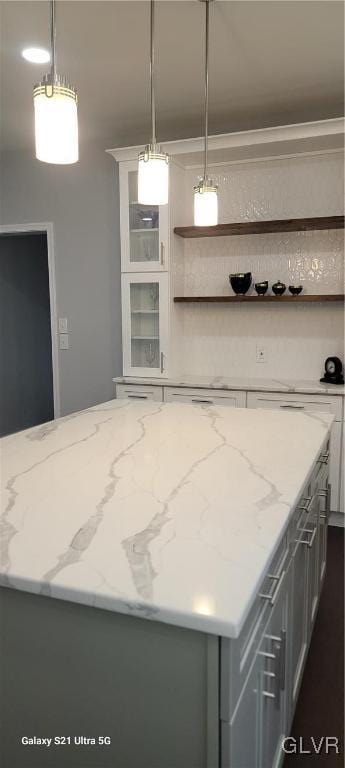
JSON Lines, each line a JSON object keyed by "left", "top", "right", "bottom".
{"left": 59, "top": 333, "right": 69, "bottom": 350}
{"left": 256, "top": 345, "right": 267, "bottom": 363}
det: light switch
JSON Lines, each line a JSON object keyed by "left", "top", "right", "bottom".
{"left": 59, "top": 333, "right": 69, "bottom": 350}
{"left": 58, "top": 317, "right": 68, "bottom": 333}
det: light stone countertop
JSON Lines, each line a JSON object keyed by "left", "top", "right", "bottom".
{"left": 113, "top": 375, "right": 345, "bottom": 396}
{"left": 0, "top": 400, "right": 333, "bottom": 638}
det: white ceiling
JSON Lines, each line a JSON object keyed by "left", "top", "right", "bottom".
{"left": 1, "top": 0, "right": 344, "bottom": 152}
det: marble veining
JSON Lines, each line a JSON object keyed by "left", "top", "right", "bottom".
{"left": 0, "top": 400, "right": 332, "bottom": 637}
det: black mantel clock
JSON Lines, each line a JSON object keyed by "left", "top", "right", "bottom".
{"left": 320, "top": 356, "right": 344, "bottom": 385}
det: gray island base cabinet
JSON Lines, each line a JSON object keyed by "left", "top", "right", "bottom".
{"left": 0, "top": 446, "right": 330, "bottom": 768}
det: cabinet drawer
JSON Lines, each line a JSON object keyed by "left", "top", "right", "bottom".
{"left": 116, "top": 384, "right": 163, "bottom": 402}
{"left": 247, "top": 391, "right": 342, "bottom": 421}
{"left": 164, "top": 387, "right": 246, "bottom": 408}
{"left": 220, "top": 531, "right": 289, "bottom": 721}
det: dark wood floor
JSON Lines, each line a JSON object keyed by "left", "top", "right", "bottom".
{"left": 284, "top": 526, "right": 344, "bottom": 767}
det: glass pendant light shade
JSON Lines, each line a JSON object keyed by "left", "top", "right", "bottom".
{"left": 194, "top": 179, "right": 218, "bottom": 226}
{"left": 34, "top": 77, "right": 78, "bottom": 164}
{"left": 138, "top": 144, "right": 169, "bottom": 205}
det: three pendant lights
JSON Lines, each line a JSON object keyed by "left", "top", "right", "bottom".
{"left": 33, "top": 0, "right": 218, "bottom": 226}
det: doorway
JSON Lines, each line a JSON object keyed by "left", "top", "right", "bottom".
{"left": 0, "top": 227, "right": 59, "bottom": 437}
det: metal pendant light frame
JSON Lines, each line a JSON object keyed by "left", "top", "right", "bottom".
{"left": 33, "top": 0, "right": 77, "bottom": 104}
{"left": 138, "top": 0, "right": 169, "bottom": 170}
{"left": 194, "top": 0, "right": 217, "bottom": 199}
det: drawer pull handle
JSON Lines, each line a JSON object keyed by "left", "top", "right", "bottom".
{"left": 318, "top": 451, "right": 329, "bottom": 465}
{"left": 263, "top": 632, "right": 286, "bottom": 706}
{"left": 127, "top": 394, "right": 148, "bottom": 399}
{"left": 299, "top": 527, "right": 317, "bottom": 548}
{"left": 191, "top": 399, "right": 213, "bottom": 405}
{"left": 279, "top": 404, "right": 305, "bottom": 409}
{"left": 262, "top": 691, "right": 276, "bottom": 700}
{"left": 298, "top": 495, "right": 313, "bottom": 512}
{"left": 258, "top": 651, "right": 276, "bottom": 660}
{"left": 259, "top": 570, "right": 285, "bottom": 606}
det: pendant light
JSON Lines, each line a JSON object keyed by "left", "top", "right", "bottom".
{"left": 33, "top": 0, "right": 78, "bottom": 164}
{"left": 194, "top": 0, "right": 218, "bottom": 226}
{"left": 138, "top": 0, "right": 169, "bottom": 205}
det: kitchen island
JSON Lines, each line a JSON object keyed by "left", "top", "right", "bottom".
{"left": 0, "top": 400, "right": 333, "bottom": 768}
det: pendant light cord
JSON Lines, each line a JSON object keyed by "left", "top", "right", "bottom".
{"left": 50, "top": 0, "right": 57, "bottom": 79}
{"left": 150, "top": 0, "right": 156, "bottom": 145}
{"left": 204, "top": 0, "right": 210, "bottom": 181}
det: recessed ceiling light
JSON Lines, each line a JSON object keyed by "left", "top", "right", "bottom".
{"left": 22, "top": 47, "right": 50, "bottom": 64}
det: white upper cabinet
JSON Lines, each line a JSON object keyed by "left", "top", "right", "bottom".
{"left": 119, "top": 160, "right": 169, "bottom": 272}
{"left": 121, "top": 273, "right": 169, "bottom": 378}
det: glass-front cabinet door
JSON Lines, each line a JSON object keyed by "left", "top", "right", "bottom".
{"left": 119, "top": 160, "right": 169, "bottom": 272}
{"left": 121, "top": 273, "right": 169, "bottom": 377}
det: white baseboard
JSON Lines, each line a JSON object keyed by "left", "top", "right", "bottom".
{"left": 329, "top": 512, "right": 345, "bottom": 528}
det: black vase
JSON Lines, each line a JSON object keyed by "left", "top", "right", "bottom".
{"left": 229, "top": 272, "right": 252, "bottom": 295}
{"left": 272, "top": 280, "right": 286, "bottom": 296}
{"left": 255, "top": 281, "right": 268, "bottom": 296}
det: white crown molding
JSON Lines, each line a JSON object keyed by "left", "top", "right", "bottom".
{"left": 106, "top": 118, "right": 345, "bottom": 164}
{"left": 184, "top": 147, "right": 344, "bottom": 171}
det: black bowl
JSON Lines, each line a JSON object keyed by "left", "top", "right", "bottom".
{"left": 288, "top": 285, "right": 303, "bottom": 296}
{"left": 255, "top": 281, "right": 268, "bottom": 295}
{"left": 229, "top": 272, "right": 252, "bottom": 295}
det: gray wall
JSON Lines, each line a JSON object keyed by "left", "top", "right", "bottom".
{"left": 0, "top": 141, "right": 122, "bottom": 416}
{"left": 0, "top": 232, "right": 54, "bottom": 436}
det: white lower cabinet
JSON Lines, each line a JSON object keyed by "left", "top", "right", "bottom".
{"left": 221, "top": 452, "right": 329, "bottom": 768}
{"left": 116, "top": 383, "right": 163, "bottom": 401}
{"left": 121, "top": 273, "right": 169, "bottom": 378}
{"left": 164, "top": 387, "right": 246, "bottom": 408}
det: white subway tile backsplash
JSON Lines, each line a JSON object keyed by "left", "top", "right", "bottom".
{"left": 178, "top": 152, "right": 344, "bottom": 380}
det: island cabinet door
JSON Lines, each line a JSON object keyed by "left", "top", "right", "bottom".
{"left": 318, "top": 480, "right": 330, "bottom": 586}
{"left": 306, "top": 496, "right": 321, "bottom": 630}
{"left": 221, "top": 651, "right": 262, "bottom": 768}
{"left": 290, "top": 514, "right": 309, "bottom": 713}
{"left": 260, "top": 566, "right": 291, "bottom": 768}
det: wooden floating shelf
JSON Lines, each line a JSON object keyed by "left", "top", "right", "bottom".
{"left": 174, "top": 216, "right": 345, "bottom": 239}
{"left": 174, "top": 295, "right": 345, "bottom": 304}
